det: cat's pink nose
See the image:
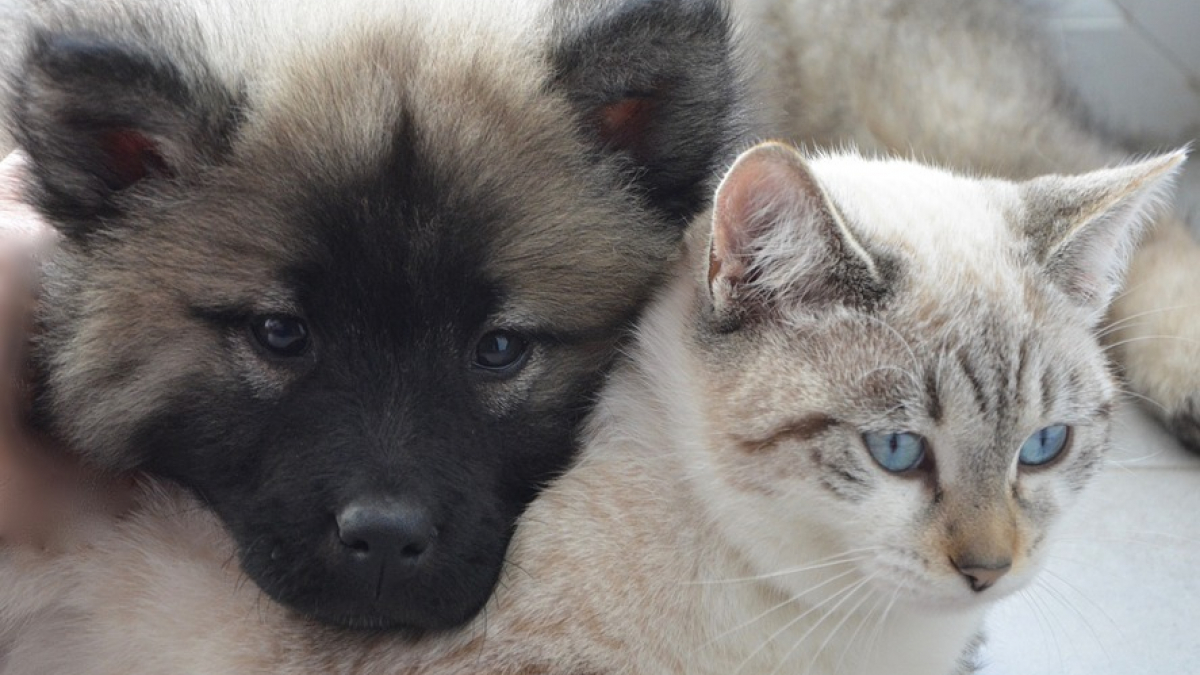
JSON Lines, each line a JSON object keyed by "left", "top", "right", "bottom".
{"left": 951, "top": 557, "right": 1011, "bottom": 592}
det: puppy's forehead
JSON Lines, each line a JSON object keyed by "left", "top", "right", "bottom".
{"left": 199, "top": 25, "right": 666, "bottom": 330}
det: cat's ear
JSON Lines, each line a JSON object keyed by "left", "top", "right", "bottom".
{"left": 1020, "top": 150, "right": 1186, "bottom": 320}
{"left": 707, "top": 142, "right": 888, "bottom": 320}
{"left": 11, "top": 32, "right": 241, "bottom": 234}
{"left": 551, "top": 0, "right": 743, "bottom": 224}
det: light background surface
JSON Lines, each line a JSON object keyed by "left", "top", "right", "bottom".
{"left": 978, "top": 2, "right": 1200, "bottom": 673}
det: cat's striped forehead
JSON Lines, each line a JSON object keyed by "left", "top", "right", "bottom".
{"left": 907, "top": 308, "right": 1113, "bottom": 488}
{"left": 812, "top": 154, "right": 1030, "bottom": 301}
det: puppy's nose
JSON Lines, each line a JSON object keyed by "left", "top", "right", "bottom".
{"left": 336, "top": 499, "right": 437, "bottom": 563}
{"left": 951, "top": 556, "right": 1011, "bottom": 592}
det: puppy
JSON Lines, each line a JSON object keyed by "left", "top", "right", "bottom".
{"left": 0, "top": 0, "right": 746, "bottom": 630}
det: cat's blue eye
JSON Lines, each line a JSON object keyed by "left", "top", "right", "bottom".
{"left": 863, "top": 432, "right": 927, "bottom": 473}
{"left": 1018, "top": 424, "right": 1071, "bottom": 467}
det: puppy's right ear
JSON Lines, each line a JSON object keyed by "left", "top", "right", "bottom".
{"left": 11, "top": 32, "right": 241, "bottom": 233}
{"left": 551, "top": 0, "right": 746, "bottom": 225}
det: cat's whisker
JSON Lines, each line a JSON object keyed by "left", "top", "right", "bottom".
{"left": 833, "top": 590, "right": 887, "bottom": 673}
{"left": 805, "top": 581, "right": 880, "bottom": 674}
{"left": 703, "top": 567, "right": 859, "bottom": 647}
{"left": 1106, "top": 278, "right": 1156, "bottom": 305}
{"left": 858, "top": 364, "right": 921, "bottom": 389}
{"left": 1096, "top": 303, "right": 1199, "bottom": 337}
{"left": 865, "top": 585, "right": 903, "bottom": 665}
{"left": 1102, "top": 417, "right": 1175, "bottom": 465}
{"left": 1103, "top": 450, "right": 1174, "bottom": 469}
{"left": 860, "top": 315, "right": 922, "bottom": 374}
{"left": 1102, "top": 334, "right": 1200, "bottom": 353}
{"left": 1016, "top": 586, "right": 1066, "bottom": 672}
{"left": 730, "top": 575, "right": 870, "bottom": 675}
{"left": 685, "top": 547, "right": 881, "bottom": 586}
{"left": 1097, "top": 320, "right": 1154, "bottom": 341}
{"left": 1042, "top": 552, "right": 1158, "bottom": 596}
{"left": 1055, "top": 531, "right": 1200, "bottom": 547}
{"left": 1112, "top": 386, "right": 1169, "bottom": 413}
{"left": 1101, "top": 440, "right": 1175, "bottom": 469}
{"left": 768, "top": 574, "right": 879, "bottom": 675}
{"left": 1033, "top": 573, "right": 1117, "bottom": 664}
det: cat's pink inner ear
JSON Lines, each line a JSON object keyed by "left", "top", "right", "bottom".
{"left": 709, "top": 143, "right": 807, "bottom": 290}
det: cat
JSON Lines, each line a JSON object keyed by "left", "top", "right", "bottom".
{"left": 732, "top": 0, "right": 1200, "bottom": 451}
{"left": 0, "top": 141, "right": 1181, "bottom": 674}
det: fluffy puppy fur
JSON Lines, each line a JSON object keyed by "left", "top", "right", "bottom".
{"left": 0, "top": 0, "right": 747, "bottom": 630}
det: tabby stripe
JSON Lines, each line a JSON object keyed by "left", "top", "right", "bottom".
{"left": 925, "top": 365, "right": 943, "bottom": 424}
{"left": 734, "top": 415, "right": 836, "bottom": 454}
{"left": 1040, "top": 367, "right": 1055, "bottom": 413}
{"left": 957, "top": 348, "right": 989, "bottom": 414}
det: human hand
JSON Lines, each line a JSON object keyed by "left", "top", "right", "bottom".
{"left": 0, "top": 151, "right": 131, "bottom": 552}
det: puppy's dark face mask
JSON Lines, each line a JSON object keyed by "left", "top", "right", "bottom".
{"left": 9, "top": 0, "right": 743, "bottom": 630}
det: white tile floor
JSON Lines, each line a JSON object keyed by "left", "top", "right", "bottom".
{"left": 980, "top": 3, "right": 1200, "bottom": 673}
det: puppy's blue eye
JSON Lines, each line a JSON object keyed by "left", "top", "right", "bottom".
{"left": 474, "top": 330, "right": 529, "bottom": 372}
{"left": 863, "top": 432, "right": 927, "bottom": 473}
{"left": 251, "top": 315, "right": 309, "bottom": 357}
{"left": 1019, "top": 425, "right": 1071, "bottom": 466}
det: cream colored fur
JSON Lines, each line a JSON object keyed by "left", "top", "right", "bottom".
{"left": 0, "top": 145, "right": 1179, "bottom": 674}
{"left": 731, "top": 0, "right": 1200, "bottom": 447}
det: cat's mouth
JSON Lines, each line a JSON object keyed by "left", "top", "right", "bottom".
{"left": 865, "top": 555, "right": 1032, "bottom": 610}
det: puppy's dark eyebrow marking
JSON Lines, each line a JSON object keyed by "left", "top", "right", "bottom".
{"left": 524, "top": 304, "right": 647, "bottom": 347}
{"left": 735, "top": 414, "right": 837, "bottom": 454}
{"left": 530, "top": 325, "right": 625, "bottom": 347}
{"left": 189, "top": 304, "right": 257, "bottom": 326}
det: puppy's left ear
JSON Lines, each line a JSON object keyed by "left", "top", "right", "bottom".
{"left": 10, "top": 31, "right": 242, "bottom": 232}
{"left": 550, "top": 0, "right": 745, "bottom": 224}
